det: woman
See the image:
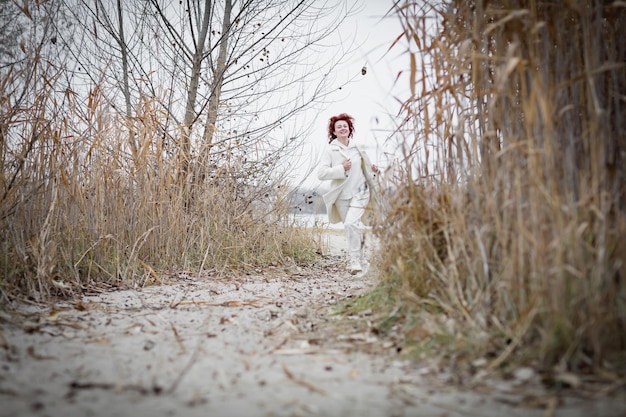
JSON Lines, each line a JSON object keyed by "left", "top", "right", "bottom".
{"left": 317, "top": 113, "right": 379, "bottom": 275}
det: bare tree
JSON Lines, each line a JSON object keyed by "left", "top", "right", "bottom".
{"left": 61, "top": 0, "right": 357, "bottom": 185}
{"left": 115, "top": 0, "right": 136, "bottom": 153}
{"left": 148, "top": 0, "right": 356, "bottom": 184}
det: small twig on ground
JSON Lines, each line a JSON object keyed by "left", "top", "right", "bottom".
{"left": 0, "top": 329, "right": 9, "bottom": 350}
{"left": 282, "top": 364, "right": 328, "bottom": 396}
{"left": 174, "top": 299, "right": 264, "bottom": 308}
{"left": 68, "top": 381, "right": 162, "bottom": 396}
{"left": 170, "top": 322, "right": 186, "bottom": 354}
{"left": 165, "top": 341, "right": 202, "bottom": 395}
{"left": 169, "top": 287, "right": 191, "bottom": 309}
{"left": 164, "top": 313, "right": 215, "bottom": 395}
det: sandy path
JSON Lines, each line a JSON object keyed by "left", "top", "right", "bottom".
{"left": 1, "top": 231, "right": 625, "bottom": 417}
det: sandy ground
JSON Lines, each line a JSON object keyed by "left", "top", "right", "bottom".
{"left": 1, "top": 230, "right": 625, "bottom": 417}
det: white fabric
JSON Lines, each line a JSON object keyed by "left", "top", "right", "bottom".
{"left": 334, "top": 192, "right": 369, "bottom": 263}
{"left": 318, "top": 139, "right": 378, "bottom": 266}
{"left": 317, "top": 141, "right": 378, "bottom": 225}
{"left": 334, "top": 142, "right": 365, "bottom": 200}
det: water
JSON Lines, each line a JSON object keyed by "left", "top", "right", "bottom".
{"left": 290, "top": 213, "right": 344, "bottom": 230}
{"left": 290, "top": 213, "right": 374, "bottom": 232}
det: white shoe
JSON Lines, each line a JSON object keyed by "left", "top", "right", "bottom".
{"left": 348, "top": 262, "right": 362, "bottom": 275}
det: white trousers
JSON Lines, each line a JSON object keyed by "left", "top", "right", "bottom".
{"left": 335, "top": 193, "right": 369, "bottom": 264}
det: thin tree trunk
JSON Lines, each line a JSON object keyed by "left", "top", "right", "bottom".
{"left": 180, "top": 0, "right": 212, "bottom": 176}
{"left": 115, "top": 0, "right": 136, "bottom": 154}
{"left": 201, "top": 0, "right": 231, "bottom": 151}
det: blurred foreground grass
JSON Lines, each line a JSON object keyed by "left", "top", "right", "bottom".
{"left": 340, "top": 0, "right": 626, "bottom": 380}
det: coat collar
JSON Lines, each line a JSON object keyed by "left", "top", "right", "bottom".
{"left": 330, "top": 141, "right": 359, "bottom": 152}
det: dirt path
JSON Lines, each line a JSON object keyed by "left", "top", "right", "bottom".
{"left": 1, "top": 232, "right": 625, "bottom": 417}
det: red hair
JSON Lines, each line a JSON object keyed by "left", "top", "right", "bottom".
{"left": 327, "top": 113, "right": 355, "bottom": 143}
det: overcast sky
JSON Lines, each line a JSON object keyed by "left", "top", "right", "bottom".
{"left": 291, "top": 0, "right": 407, "bottom": 189}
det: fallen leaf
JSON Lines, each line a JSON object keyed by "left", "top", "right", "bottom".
{"left": 26, "top": 346, "right": 56, "bottom": 360}
{"left": 544, "top": 396, "right": 559, "bottom": 417}
{"left": 85, "top": 338, "right": 110, "bottom": 344}
{"left": 45, "top": 310, "right": 59, "bottom": 322}
{"left": 513, "top": 367, "right": 536, "bottom": 383}
{"left": 175, "top": 299, "right": 263, "bottom": 308}
{"left": 125, "top": 323, "right": 144, "bottom": 334}
{"left": 52, "top": 279, "right": 72, "bottom": 290}
{"left": 555, "top": 372, "right": 581, "bottom": 388}
{"left": 56, "top": 321, "right": 84, "bottom": 330}
{"left": 274, "top": 347, "right": 319, "bottom": 355}
{"left": 516, "top": 394, "right": 561, "bottom": 409}
{"left": 0, "top": 330, "right": 9, "bottom": 350}
{"left": 74, "top": 302, "right": 88, "bottom": 311}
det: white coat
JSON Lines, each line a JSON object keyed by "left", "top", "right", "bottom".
{"left": 317, "top": 142, "right": 381, "bottom": 225}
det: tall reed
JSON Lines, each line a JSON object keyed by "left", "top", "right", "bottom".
{"left": 376, "top": 0, "right": 625, "bottom": 373}
{"left": 0, "top": 60, "right": 318, "bottom": 303}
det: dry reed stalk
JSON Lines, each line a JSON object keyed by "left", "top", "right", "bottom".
{"left": 1, "top": 53, "right": 319, "bottom": 303}
{"left": 373, "top": 0, "right": 626, "bottom": 374}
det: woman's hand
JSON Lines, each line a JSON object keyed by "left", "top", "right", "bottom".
{"left": 343, "top": 158, "right": 352, "bottom": 171}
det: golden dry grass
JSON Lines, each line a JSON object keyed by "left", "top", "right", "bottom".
{"left": 0, "top": 68, "right": 319, "bottom": 302}
{"left": 370, "top": 0, "right": 626, "bottom": 375}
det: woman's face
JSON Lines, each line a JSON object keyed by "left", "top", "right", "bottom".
{"left": 333, "top": 120, "right": 350, "bottom": 138}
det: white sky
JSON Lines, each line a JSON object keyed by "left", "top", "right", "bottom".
{"left": 290, "top": 0, "right": 408, "bottom": 189}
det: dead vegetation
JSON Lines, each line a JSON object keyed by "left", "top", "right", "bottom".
{"left": 1, "top": 0, "right": 625, "bottom": 399}
{"left": 0, "top": 46, "right": 320, "bottom": 303}
{"left": 1, "top": 0, "right": 357, "bottom": 303}
{"left": 363, "top": 0, "right": 626, "bottom": 383}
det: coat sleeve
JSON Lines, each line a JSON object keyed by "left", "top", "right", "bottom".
{"left": 358, "top": 146, "right": 386, "bottom": 226}
{"left": 359, "top": 148, "right": 378, "bottom": 181}
{"left": 317, "top": 147, "right": 347, "bottom": 181}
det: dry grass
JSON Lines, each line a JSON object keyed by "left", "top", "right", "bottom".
{"left": 369, "top": 0, "right": 626, "bottom": 376}
{"left": 0, "top": 61, "right": 319, "bottom": 303}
